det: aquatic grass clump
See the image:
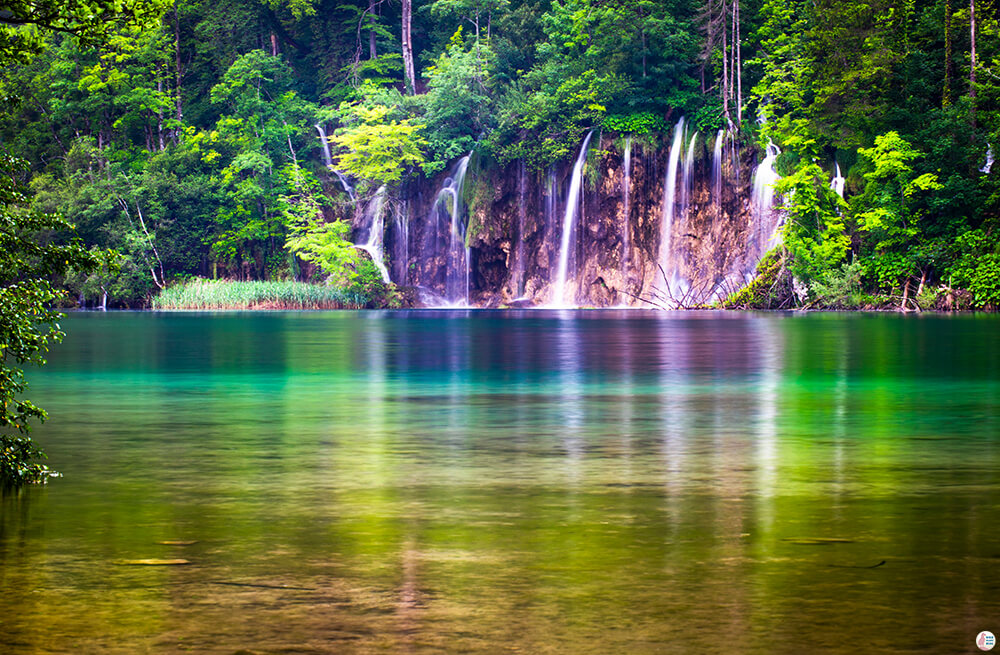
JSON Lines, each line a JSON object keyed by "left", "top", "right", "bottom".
{"left": 152, "top": 279, "right": 364, "bottom": 310}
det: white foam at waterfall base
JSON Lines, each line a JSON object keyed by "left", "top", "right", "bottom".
{"left": 550, "top": 131, "right": 594, "bottom": 308}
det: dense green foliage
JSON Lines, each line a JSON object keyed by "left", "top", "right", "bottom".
{"left": 0, "top": 0, "right": 998, "bottom": 311}
{"left": 1, "top": 155, "right": 98, "bottom": 487}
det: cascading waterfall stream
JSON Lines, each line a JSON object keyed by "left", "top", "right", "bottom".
{"left": 712, "top": 130, "right": 724, "bottom": 204}
{"left": 315, "top": 124, "right": 356, "bottom": 201}
{"left": 551, "top": 131, "right": 594, "bottom": 307}
{"left": 621, "top": 137, "right": 632, "bottom": 277}
{"left": 513, "top": 161, "right": 528, "bottom": 296}
{"left": 748, "top": 141, "right": 782, "bottom": 278}
{"left": 830, "top": 161, "right": 845, "bottom": 198}
{"left": 434, "top": 154, "right": 472, "bottom": 306}
{"left": 681, "top": 132, "right": 697, "bottom": 220}
{"left": 394, "top": 201, "right": 409, "bottom": 285}
{"left": 659, "top": 118, "right": 685, "bottom": 298}
{"left": 355, "top": 185, "right": 391, "bottom": 283}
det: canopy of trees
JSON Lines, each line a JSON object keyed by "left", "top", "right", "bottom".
{"left": 0, "top": 0, "right": 996, "bottom": 309}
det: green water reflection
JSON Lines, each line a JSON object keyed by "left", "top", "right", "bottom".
{"left": 1, "top": 311, "right": 999, "bottom": 653}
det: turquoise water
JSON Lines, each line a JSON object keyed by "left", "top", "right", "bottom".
{"left": 1, "top": 311, "right": 999, "bottom": 653}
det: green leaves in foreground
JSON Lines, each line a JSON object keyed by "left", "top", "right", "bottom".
{"left": 1, "top": 155, "right": 98, "bottom": 487}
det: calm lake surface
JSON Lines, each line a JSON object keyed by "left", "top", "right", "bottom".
{"left": 2, "top": 310, "right": 999, "bottom": 653}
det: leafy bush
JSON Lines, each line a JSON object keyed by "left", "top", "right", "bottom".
{"left": 810, "top": 260, "right": 865, "bottom": 308}
{"left": 601, "top": 112, "right": 666, "bottom": 135}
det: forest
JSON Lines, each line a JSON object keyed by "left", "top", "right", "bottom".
{"left": 1, "top": 0, "right": 999, "bottom": 309}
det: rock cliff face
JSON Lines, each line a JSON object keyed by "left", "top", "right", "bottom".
{"left": 352, "top": 130, "right": 779, "bottom": 308}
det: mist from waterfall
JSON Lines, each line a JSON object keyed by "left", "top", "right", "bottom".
{"left": 551, "top": 130, "right": 594, "bottom": 307}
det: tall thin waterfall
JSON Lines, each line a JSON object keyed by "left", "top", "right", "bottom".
{"left": 315, "top": 124, "right": 356, "bottom": 201}
{"left": 749, "top": 141, "right": 782, "bottom": 275}
{"left": 544, "top": 167, "right": 558, "bottom": 283}
{"left": 681, "top": 132, "right": 697, "bottom": 220}
{"left": 355, "top": 185, "right": 391, "bottom": 283}
{"left": 552, "top": 131, "right": 594, "bottom": 307}
{"left": 830, "top": 161, "right": 845, "bottom": 198}
{"left": 393, "top": 201, "right": 409, "bottom": 285}
{"left": 434, "top": 154, "right": 472, "bottom": 305}
{"left": 712, "top": 130, "right": 724, "bottom": 203}
{"left": 981, "top": 145, "right": 994, "bottom": 174}
{"left": 513, "top": 161, "right": 529, "bottom": 296}
{"left": 659, "top": 118, "right": 685, "bottom": 293}
{"left": 621, "top": 137, "right": 632, "bottom": 275}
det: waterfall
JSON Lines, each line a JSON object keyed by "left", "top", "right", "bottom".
{"left": 354, "top": 185, "right": 391, "bottom": 283}
{"left": 659, "top": 118, "right": 685, "bottom": 295}
{"left": 434, "top": 154, "right": 472, "bottom": 306}
{"left": 513, "top": 160, "right": 528, "bottom": 296}
{"left": 551, "top": 130, "right": 594, "bottom": 307}
{"left": 393, "top": 201, "right": 409, "bottom": 285}
{"left": 982, "top": 145, "right": 994, "bottom": 174}
{"left": 749, "top": 141, "right": 782, "bottom": 276}
{"left": 315, "top": 123, "right": 333, "bottom": 168}
{"left": 315, "top": 124, "right": 356, "bottom": 201}
{"left": 830, "top": 161, "right": 845, "bottom": 198}
{"left": 712, "top": 129, "right": 724, "bottom": 203}
{"left": 621, "top": 138, "right": 632, "bottom": 276}
{"left": 681, "top": 131, "right": 697, "bottom": 221}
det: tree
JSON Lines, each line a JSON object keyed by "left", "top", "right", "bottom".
{"left": 774, "top": 121, "right": 850, "bottom": 297}
{"left": 0, "top": 0, "right": 169, "bottom": 62}
{"left": 330, "top": 102, "right": 427, "bottom": 189}
{"left": 1, "top": 156, "right": 98, "bottom": 487}
{"left": 852, "top": 132, "right": 943, "bottom": 302}
{"left": 1, "top": 0, "right": 163, "bottom": 488}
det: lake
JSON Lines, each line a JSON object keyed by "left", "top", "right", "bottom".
{"left": 1, "top": 310, "right": 998, "bottom": 653}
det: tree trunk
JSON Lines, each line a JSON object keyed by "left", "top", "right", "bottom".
{"left": 943, "top": 0, "right": 953, "bottom": 107}
{"left": 735, "top": 0, "right": 742, "bottom": 128}
{"left": 173, "top": 1, "right": 183, "bottom": 135}
{"left": 157, "top": 78, "right": 166, "bottom": 151}
{"left": 721, "top": 1, "right": 729, "bottom": 121}
{"left": 368, "top": 0, "right": 377, "bottom": 59}
{"left": 401, "top": 0, "right": 415, "bottom": 94}
{"left": 969, "top": 0, "right": 976, "bottom": 100}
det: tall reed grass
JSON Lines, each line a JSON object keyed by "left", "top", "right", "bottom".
{"left": 151, "top": 279, "right": 363, "bottom": 310}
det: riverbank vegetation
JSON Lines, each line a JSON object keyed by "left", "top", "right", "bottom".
{"left": 152, "top": 278, "right": 367, "bottom": 309}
